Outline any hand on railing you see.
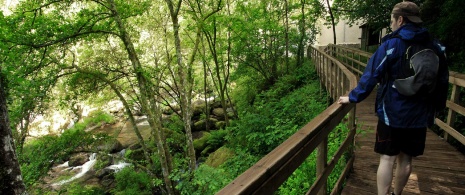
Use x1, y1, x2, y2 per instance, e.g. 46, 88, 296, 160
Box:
337, 96, 350, 104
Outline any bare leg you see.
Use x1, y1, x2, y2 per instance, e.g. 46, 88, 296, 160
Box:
377, 154, 397, 195
393, 152, 412, 195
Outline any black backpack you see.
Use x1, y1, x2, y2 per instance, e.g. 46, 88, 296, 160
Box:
394, 41, 439, 96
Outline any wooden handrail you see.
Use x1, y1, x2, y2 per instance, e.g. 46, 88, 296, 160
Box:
437, 71, 465, 145
217, 46, 358, 195
326, 44, 371, 78
327, 44, 465, 147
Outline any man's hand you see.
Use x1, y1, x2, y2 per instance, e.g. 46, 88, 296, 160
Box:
338, 96, 350, 104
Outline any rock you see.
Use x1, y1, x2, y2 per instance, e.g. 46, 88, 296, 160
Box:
101, 173, 116, 188
163, 104, 181, 115
68, 153, 89, 167
211, 99, 222, 108
212, 108, 224, 118
128, 143, 142, 150
97, 138, 124, 153
215, 121, 227, 130
192, 131, 204, 140
200, 145, 215, 157
205, 147, 235, 168
126, 148, 146, 161
96, 167, 115, 179
193, 118, 219, 132
226, 107, 236, 119
193, 131, 211, 155
94, 154, 113, 170
192, 99, 207, 117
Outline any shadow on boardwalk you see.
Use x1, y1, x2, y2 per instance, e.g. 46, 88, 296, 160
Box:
341, 91, 465, 195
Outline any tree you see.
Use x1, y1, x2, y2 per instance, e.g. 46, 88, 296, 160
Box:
0, 67, 27, 195
1, 0, 179, 193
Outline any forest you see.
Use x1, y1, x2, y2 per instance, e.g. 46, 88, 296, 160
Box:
0, 0, 464, 194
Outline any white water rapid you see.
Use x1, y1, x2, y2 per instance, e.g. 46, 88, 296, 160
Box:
52, 153, 97, 186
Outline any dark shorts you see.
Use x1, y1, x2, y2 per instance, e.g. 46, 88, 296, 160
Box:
374, 120, 427, 157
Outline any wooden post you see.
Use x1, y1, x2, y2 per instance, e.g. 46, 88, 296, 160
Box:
445, 85, 460, 141
317, 137, 328, 195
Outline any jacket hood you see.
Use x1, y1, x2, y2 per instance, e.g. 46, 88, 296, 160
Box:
382, 23, 430, 43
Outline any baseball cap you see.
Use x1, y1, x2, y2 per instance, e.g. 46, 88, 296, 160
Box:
391, 1, 423, 23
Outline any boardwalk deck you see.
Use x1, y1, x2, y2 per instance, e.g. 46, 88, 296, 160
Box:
341, 91, 465, 195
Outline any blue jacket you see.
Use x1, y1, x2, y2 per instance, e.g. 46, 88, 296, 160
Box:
348, 24, 449, 128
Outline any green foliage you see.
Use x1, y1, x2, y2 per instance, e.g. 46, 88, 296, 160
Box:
19, 111, 114, 186
112, 166, 153, 195
278, 152, 317, 194
220, 148, 261, 179
332, 0, 423, 31
422, 0, 465, 71
278, 122, 351, 194
19, 129, 95, 186
163, 115, 185, 133
85, 110, 115, 126
207, 129, 228, 150
177, 164, 232, 195
207, 61, 328, 192
60, 183, 106, 195
228, 62, 326, 155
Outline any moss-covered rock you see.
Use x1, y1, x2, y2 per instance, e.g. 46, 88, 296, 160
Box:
205, 147, 235, 168
212, 108, 225, 119
192, 99, 207, 117
193, 118, 219, 132
215, 121, 226, 130
68, 153, 89, 167
96, 138, 124, 153
94, 154, 113, 170
193, 132, 211, 155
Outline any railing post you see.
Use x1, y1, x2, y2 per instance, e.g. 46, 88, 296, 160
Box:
445, 84, 460, 141
317, 138, 328, 195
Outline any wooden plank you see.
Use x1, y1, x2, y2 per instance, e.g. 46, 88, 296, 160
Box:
446, 100, 465, 118
435, 119, 465, 146
449, 73, 465, 87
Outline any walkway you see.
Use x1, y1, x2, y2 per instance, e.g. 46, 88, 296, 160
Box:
341, 91, 465, 195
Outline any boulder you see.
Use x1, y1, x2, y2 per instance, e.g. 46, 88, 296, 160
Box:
97, 138, 124, 153
215, 121, 227, 130
211, 100, 222, 109
226, 107, 236, 119
192, 99, 207, 117
126, 148, 146, 161
205, 147, 235, 168
68, 153, 89, 167
96, 167, 114, 179
100, 172, 116, 188
193, 118, 219, 132
212, 108, 225, 119
94, 154, 113, 170
193, 131, 211, 155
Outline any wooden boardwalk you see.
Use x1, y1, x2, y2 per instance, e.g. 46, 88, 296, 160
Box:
341, 91, 465, 195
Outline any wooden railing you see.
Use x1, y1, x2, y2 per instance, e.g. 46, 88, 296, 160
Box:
217, 46, 357, 195
436, 71, 465, 145
326, 44, 371, 78
327, 44, 465, 148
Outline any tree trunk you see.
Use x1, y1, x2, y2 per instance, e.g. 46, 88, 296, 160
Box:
285, 0, 289, 73
297, 0, 306, 66
0, 69, 27, 195
75, 68, 154, 175
108, 1, 176, 194
165, 0, 197, 172
326, 0, 337, 44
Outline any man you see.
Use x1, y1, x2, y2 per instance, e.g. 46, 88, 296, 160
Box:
338, 1, 448, 195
